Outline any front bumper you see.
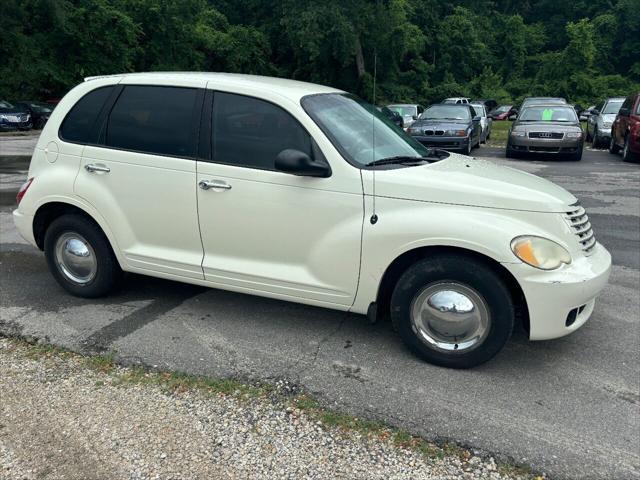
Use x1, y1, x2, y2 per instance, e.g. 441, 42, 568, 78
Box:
412, 135, 469, 151
510, 136, 582, 154
502, 242, 611, 340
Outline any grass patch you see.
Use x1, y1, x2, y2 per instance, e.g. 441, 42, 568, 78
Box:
486, 120, 512, 147
2, 335, 540, 478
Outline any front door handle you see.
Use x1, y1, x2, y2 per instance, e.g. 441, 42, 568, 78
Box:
199, 179, 232, 191
85, 163, 110, 173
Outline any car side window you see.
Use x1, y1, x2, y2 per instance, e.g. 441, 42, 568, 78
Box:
636, 97, 640, 115
212, 92, 312, 171
106, 86, 198, 157
417, 105, 424, 115
59, 86, 115, 144
469, 106, 476, 117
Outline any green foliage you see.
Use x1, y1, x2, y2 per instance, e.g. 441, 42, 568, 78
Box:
0, 0, 638, 104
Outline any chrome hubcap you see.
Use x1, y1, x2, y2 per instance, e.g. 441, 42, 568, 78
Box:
410, 282, 490, 353
54, 232, 97, 285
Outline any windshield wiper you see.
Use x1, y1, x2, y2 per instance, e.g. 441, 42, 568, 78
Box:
365, 155, 428, 167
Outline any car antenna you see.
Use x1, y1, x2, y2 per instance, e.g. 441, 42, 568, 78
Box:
370, 48, 379, 225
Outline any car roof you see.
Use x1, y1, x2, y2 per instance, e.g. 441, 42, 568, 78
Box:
521, 103, 574, 110
387, 103, 420, 107
84, 72, 343, 102
604, 97, 626, 102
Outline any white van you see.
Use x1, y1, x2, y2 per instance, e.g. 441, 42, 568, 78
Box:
13, 73, 611, 368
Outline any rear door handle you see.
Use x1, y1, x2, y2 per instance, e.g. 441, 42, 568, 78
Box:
199, 179, 232, 191
85, 164, 110, 173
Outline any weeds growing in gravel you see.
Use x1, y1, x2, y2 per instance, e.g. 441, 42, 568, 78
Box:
1, 335, 540, 479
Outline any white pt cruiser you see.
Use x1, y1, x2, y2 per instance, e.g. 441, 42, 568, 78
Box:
13, 73, 612, 368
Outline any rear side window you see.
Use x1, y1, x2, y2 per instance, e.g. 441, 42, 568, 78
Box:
106, 86, 198, 157
212, 92, 311, 170
59, 86, 114, 143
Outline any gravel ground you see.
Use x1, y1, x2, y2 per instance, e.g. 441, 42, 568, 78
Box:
0, 338, 538, 480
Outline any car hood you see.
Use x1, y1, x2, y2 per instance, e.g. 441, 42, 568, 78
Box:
371, 153, 576, 213
412, 120, 470, 130
599, 114, 617, 123
0, 107, 28, 114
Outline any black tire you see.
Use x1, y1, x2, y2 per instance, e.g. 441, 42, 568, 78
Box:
585, 127, 592, 142
609, 135, 621, 154
390, 255, 514, 369
592, 131, 600, 149
622, 136, 638, 163
44, 214, 122, 298
570, 144, 583, 161
505, 141, 519, 159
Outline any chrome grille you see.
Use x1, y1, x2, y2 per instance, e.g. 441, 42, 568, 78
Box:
529, 131, 564, 139
565, 203, 596, 254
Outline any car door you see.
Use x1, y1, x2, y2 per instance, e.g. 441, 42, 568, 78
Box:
195, 89, 363, 308
75, 82, 206, 279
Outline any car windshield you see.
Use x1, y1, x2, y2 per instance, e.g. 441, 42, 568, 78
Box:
302, 94, 430, 166
602, 100, 624, 114
519, 106, 578, 122
421, 105, 470, 120
0, 100, 14, 109
523, 98, 565, 107
387, 105, 416, 117
471, 104, 485, 116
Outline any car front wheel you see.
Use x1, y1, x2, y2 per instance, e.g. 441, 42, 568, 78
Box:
622, 135, 638, 162
609, 135, 621, 154
390, 255, 514, 368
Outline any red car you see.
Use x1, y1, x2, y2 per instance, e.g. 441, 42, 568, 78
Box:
609, 93, 640, 162
489, 104, 517, 120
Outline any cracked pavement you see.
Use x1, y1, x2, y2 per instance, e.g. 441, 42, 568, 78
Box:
1, 145, 639, 479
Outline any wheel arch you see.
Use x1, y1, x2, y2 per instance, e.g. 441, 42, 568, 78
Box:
32, 201, 123, 269
375, 245, 530, 335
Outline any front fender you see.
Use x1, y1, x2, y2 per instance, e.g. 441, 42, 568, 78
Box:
350, 197, 566, 314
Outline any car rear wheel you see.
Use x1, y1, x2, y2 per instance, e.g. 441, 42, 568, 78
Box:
609, 135, 621, 154
44, 214, 122, 298
622, 136, 638, 162
390, 255, 514, 368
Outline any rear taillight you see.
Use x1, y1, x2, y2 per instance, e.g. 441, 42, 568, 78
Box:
16, 177, 34, 205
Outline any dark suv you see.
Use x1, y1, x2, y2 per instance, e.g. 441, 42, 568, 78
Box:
609, 93, 640, 162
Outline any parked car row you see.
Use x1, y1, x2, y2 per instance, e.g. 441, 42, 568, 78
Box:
0, 100, 55, 131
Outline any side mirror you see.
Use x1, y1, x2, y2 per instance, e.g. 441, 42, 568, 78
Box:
275, 149, 331, 178
591, 109, 600, 116
412, 115, 418, 120
473, 116, 481, 122
618, 107, 630, 117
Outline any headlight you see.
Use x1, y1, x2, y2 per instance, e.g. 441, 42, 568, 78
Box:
566, 132, 582, 138
407, 127, 420, 134
0, 114, 7, 120
510, 236, 571, 270
446, 129, 467, 137
510, 130, 526, 137
601, 122, 612, 129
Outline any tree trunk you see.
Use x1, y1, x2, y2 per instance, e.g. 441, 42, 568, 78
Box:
355, 36, 366, 78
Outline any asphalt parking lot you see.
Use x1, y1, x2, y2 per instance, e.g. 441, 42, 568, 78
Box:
1, 138, 639, 479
